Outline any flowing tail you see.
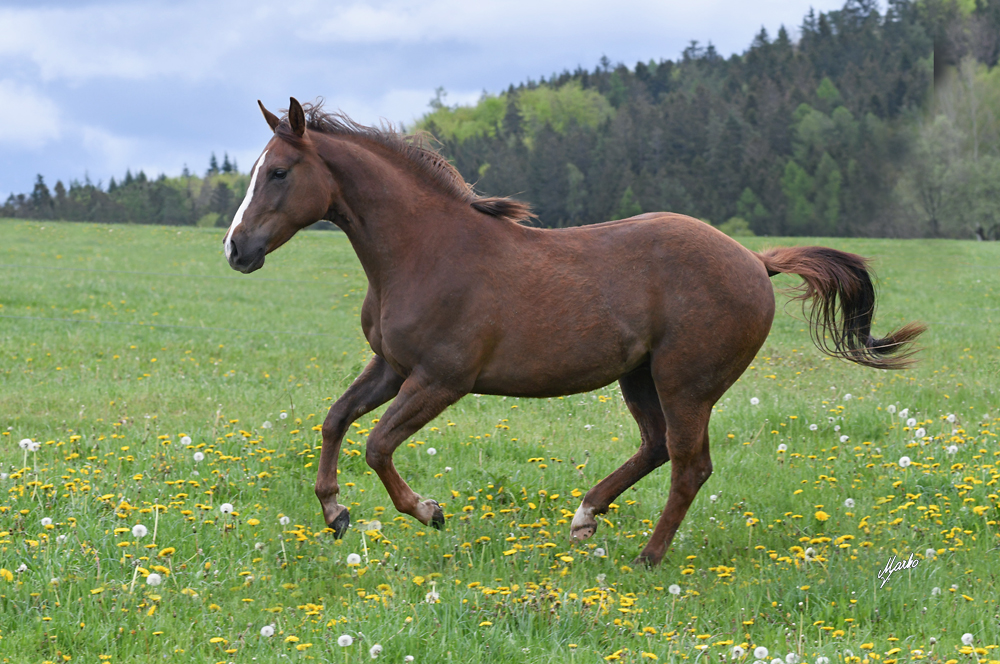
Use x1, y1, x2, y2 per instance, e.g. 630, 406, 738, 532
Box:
756, 246, 925, 370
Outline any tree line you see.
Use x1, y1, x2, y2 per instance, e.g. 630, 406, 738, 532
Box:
3, 0, 999, 238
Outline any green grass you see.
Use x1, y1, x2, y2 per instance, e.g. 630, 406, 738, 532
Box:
1, 219, 999, 664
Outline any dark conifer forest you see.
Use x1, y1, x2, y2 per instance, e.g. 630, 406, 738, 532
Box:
4, 0, 999, 238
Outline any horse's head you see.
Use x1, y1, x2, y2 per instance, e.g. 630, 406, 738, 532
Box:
224, 97, 335, 273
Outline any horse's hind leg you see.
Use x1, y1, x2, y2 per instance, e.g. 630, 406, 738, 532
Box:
316, 356, 404, 537
571, 366, 669, 541
634, 400, 713, 566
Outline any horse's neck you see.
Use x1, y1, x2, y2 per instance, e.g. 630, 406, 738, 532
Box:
317, 135, 463, 287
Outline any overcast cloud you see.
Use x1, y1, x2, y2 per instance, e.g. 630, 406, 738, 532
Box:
0, 0, 847, 198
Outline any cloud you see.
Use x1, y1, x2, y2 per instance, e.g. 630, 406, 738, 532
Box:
0, 79, 62, 148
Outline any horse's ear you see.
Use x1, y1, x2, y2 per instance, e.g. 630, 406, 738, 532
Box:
258, 100, 280, 132
288, 97, 306, 137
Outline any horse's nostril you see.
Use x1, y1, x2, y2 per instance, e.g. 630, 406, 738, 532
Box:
228, 241, 238, 261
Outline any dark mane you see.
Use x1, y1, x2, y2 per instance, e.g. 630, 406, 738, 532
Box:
275, 101, 533, 224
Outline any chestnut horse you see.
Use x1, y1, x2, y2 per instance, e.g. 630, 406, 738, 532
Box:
224, 97, 924, 565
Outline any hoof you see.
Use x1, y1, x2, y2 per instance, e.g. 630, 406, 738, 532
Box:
428, 500, 445, 530
632, 551, 662, 567
328, 508, 350, 539
570, 503, 597, 541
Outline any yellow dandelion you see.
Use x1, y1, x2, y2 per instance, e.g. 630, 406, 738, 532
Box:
815, 511, 830, 522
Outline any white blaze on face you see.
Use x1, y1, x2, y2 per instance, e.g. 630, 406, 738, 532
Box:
224, 149, 268, 260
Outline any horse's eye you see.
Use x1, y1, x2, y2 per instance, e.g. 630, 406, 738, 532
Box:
273, 169, 287, 180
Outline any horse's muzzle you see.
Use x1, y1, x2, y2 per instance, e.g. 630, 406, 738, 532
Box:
226, 238, 266, 274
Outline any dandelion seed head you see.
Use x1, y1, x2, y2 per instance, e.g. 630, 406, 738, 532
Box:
426, 447, 436, 456
146, 573, 162, 586
193, 451, 204, 462
337, 634, 353, 647
947, 445, 958, 455
405, 657, 414, 663
732, 646, 745, 659
132, 524, 148, 538
809, 424, 818, 431
369, 644, 383, 659
180, 436, 192, 445
16, 563, 27, 573
786, 654, 800, 664
56, 534, 67, 544
29, 441, 40, 452
929, 638, 936, 645
754, 647, 769, 660
279, 412, 288, 419
41, 517, 53, 527
668, 584, 681, 595
906, 417, 917, 427
261, 421, 273, 429
346, 553, 362, 566
834, 424, 841, 432
925, 548, 936, 559
279, 515, 290, 525
817, 658, 830, 664
898, 456, 911, 468
843, 394, 852, 401
840, 435, 849, 443
220, 503, 233, 514
962, 633, 973, 646
260, 624, 275, 637
18, 438, 32, 450
844, 498, 855, 509
946, 413, 956, 423
445, 466, 452, 472
915, 427, 926, 438
777, 444, 787, 453
887, 405, 896, 414
750, 397, 760, 406
899, 408, 909, 418
931, 587, 941, 596
594, 548, 606, 557
709, 494, 718, 502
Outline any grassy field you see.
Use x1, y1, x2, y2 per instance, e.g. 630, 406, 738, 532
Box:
1, 219, 999, 664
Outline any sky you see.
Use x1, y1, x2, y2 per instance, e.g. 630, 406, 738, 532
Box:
0, 0, 849, 199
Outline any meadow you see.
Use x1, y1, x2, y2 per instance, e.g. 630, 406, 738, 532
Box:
1, 219, 998, 664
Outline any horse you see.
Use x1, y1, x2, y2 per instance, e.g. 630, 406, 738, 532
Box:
223, 97, 924, 566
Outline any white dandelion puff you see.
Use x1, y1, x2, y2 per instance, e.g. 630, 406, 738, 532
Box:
369, 644, 383, 659
931, 587, 941, 596
844, 498, 855, 509
131, 524, 148, 538
19, 438, 32, 450
925, 548, 936, 559
777, 444, 787, 453
906, 417, 917, 427
279, 515, 290, 525
710, 494, 718, 502
180, 435, 192, 445
426, 447, 437, 456
962, 633, 974, 646
754, 647, 769, 660
887, 405, 896, 414
817, 658, 830, 664
732, 645, 745, 659
899, 408, 908, 418
946, 413, 956, 423
193, 451, 204, 462
146, 573, 162, 586
346, 553, 362, 566
668, 584, 681, 595
840, 435, 849, 443
261, 421, 272, 429
337, 634, 353, 647
220, 503, 233, 514
915, 427, 926, 438
843, 393, 852, 401
594, 547, 606, 557
750, 397, 760, 406
445, 466, 453, 472
898, 456, 911, 468
41, 517, 53, 527
260, 624, 275, 637
29, 441, 40, 452
787, 654, 800, 664
809, 424, 818, 431
279, 412, 288, 419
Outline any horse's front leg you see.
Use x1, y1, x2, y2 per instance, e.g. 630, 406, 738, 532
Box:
316, 356, 404, 537
364, 373, 465, 527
